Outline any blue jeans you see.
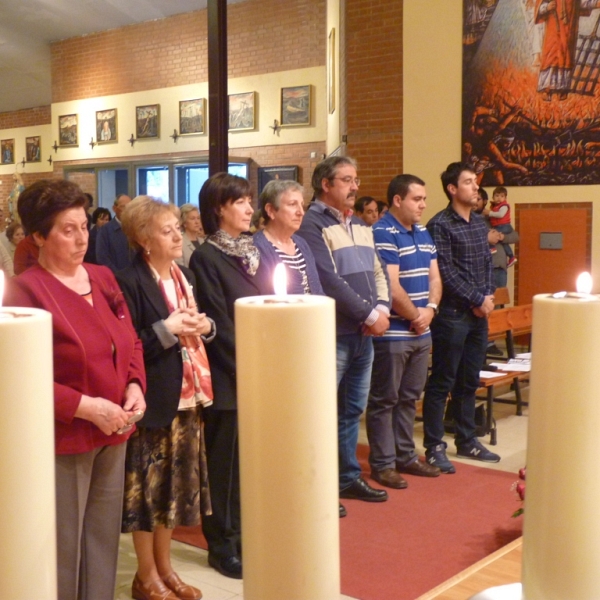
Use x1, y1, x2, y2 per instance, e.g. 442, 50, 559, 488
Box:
423, 306, 488, 449
336, 333, 374, 490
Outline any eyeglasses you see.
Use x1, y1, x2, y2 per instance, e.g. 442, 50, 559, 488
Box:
331, 176, 361, 187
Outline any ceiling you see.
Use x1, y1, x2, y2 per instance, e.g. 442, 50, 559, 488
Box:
0, 0, 247, 114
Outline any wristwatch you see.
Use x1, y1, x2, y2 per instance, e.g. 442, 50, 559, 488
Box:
426, 302, 439, 316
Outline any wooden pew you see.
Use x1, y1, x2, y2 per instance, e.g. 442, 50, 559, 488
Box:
477, 304, 533, 444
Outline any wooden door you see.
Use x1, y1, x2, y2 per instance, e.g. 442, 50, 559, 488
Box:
515, 204, 591, 305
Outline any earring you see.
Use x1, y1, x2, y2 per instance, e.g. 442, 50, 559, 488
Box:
145, 248, 150, 255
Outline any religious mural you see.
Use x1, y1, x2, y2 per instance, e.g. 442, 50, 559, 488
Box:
462, 0, 600, 186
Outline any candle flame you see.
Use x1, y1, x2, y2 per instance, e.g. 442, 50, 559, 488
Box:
576, 272, 593, 294
0, 270, 4, 308
273, 263, 287, 296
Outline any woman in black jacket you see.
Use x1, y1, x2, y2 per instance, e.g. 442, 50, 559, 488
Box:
117, 195, 215, 600
189, 173, 270, 579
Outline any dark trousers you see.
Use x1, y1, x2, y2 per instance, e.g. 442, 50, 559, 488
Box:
423, 306, 488, 449
201, 407, 241, 560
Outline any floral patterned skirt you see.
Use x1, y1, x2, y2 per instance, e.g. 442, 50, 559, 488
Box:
122, 406, 211, 533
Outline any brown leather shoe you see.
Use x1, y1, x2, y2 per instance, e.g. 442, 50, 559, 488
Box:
162, 571, 202, 600
397, 458, 441, 478
132, 573, 179, 600
370, 468, 408, 489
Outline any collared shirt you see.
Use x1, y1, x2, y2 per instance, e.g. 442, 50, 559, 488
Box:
313, 198, 388, 326
426, 205, 493, 310
373, 211, 436, 340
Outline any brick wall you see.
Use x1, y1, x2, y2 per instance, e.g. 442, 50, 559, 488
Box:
0, 106, 51, 129
345, 0, 403, 203
51, 0, 326, 103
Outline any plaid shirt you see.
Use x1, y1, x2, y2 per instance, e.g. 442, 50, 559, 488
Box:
426, 205, 493, 310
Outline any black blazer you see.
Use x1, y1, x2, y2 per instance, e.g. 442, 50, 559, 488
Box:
189, 241, 270, 411
116, 254, 197, 428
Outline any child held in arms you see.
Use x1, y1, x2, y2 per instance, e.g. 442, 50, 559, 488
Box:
485, 186, 516, 268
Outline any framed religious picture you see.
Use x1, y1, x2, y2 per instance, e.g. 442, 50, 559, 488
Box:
258, 166, 299, 194
58, 114, 78, 147
136, 104, 160, 139
228, 92, 256, 131
1, 139, 15, 164
281, 85, 311, 127
26, 136, 41, 163
179, 99, 205, 135
96, 108, 118, 144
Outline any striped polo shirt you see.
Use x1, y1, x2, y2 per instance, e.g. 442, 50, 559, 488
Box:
372, 211, 437, 340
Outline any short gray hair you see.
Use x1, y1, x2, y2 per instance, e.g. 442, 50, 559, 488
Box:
259, 180, 304, 224
179, 203, 199, 227
311, 156, 357, 197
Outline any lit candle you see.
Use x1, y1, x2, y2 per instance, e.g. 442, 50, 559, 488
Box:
0, 280, 56, 599
235, 290, 339, 600
522, 273, 600, 599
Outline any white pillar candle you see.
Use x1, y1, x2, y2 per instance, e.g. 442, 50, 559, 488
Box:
0, 307, 56, 599
235, 295, 340, 600
523, 292, 600, 599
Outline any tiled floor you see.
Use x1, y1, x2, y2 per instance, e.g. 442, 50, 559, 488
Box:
115, 386, 528, 600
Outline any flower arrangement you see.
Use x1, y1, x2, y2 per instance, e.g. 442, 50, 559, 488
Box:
511, 466, 526, 517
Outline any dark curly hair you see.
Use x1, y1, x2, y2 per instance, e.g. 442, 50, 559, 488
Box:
18, 179, 87, 238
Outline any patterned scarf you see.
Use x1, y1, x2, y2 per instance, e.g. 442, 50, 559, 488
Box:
149, 260, 214, 410
207, 229, 260, 275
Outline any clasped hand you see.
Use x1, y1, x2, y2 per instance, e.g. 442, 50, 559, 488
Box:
165, 307, 212, 337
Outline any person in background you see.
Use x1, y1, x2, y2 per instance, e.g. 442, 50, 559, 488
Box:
176, 203, 205, 268
5, 222, 24, 261
483, 185, 517, 268
4, 179, 146, 600
253, 179, 323, 295
377, 199, 389, 218
84, 207, 112, 264
354, 195, 379, 226
0, 238, 13, 277
189, 173, 270, 579
13, 230, 40, 275
96, 193, 133, 271
117, 196, 214, 600
250, 208, 265, 232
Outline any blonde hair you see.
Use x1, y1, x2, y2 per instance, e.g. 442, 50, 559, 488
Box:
121, 195, 179, 252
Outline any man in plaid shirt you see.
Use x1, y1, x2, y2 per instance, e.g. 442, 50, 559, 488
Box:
423, 162, 500, 473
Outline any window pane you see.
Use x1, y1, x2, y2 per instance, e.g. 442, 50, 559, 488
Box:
174, 163, 248, 206
137, 166, 169, 201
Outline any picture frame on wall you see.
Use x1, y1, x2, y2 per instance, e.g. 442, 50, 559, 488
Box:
179, 99, 206, 135
136, 104, 160, 139
96, 109, 118, 144
281, 85, 311, 127
59, 114, 78, 147
229, 92, 256, 131
258, 166, 299, 194
1, 139, 15, 165
26, 136, 41, 163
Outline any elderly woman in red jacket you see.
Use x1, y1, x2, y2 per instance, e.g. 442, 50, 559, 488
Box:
5, 179, 146, 600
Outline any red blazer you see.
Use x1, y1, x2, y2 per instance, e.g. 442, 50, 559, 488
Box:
5, 263, 146, 455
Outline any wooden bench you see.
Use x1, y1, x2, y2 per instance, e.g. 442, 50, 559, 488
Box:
477, 304, 532, 445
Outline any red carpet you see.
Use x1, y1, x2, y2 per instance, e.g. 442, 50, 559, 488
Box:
173, 444, 522, 600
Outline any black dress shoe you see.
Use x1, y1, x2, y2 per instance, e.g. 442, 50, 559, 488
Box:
208, 553, 243, 579
339, 503, 347, 518
339, 477, 388, 502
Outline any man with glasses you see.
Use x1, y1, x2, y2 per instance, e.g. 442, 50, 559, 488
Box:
298, 156, 391, 517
